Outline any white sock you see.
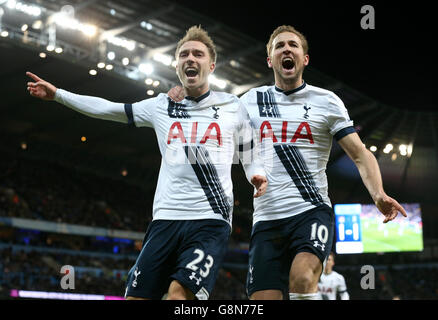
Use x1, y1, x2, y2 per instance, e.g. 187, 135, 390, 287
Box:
289, 292, 321, 300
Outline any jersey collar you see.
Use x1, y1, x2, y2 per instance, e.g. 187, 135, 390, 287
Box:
185, 90, 211, 103
274, 81, 306, 95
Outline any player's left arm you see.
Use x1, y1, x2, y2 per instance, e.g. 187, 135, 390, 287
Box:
236, 98, 267, 198
338, 133, 407, 223
339, 290, 350, 300
337, 274, 350, 300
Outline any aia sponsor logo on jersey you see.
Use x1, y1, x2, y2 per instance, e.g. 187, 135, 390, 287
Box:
167, 121, 222, 146
260, 121, 314, 144
319, 286, 333, 294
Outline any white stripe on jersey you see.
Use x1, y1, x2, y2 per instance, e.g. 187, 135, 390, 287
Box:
240, 83, 354, 224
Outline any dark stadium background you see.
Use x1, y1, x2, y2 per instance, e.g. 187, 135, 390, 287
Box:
1, 0, 437, 302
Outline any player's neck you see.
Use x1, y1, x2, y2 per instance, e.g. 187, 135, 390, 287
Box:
184, 85, 210, 100
324, 269, 333, 275
275, 77, 304, 92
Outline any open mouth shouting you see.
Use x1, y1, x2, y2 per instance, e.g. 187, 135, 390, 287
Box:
184, 67, 199, 79
281, 57, 295, 73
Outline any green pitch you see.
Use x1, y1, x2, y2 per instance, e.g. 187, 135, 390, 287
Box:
361, 217, 423, 252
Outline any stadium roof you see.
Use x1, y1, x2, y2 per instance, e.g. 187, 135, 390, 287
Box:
1, 0, 436, 210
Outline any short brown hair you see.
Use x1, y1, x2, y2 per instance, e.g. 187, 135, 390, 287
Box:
175, 25, 217, 63
266, 25, 309, 56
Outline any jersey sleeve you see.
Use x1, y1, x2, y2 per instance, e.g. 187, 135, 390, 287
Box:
125, 94, 164, 128
338, 274, 350, 300
235, 98, 266, 183
54, 89, 128, 123
326, 92, 355, 141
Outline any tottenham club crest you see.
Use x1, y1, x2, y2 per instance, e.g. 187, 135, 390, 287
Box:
303, 104, 311, 119
132, 267, 141, 288
212, 106, 220, 119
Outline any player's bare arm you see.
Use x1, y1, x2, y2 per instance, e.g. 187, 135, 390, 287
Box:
337, 132, 407, 223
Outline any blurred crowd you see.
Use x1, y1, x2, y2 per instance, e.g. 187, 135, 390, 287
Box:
0, 246, 128, 298
0, 156, 151, 232
332, 265, 438, 300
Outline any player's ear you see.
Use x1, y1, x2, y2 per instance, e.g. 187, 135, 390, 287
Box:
210, 61, 216, 73
267, 56, 273, 68
304, 54, 310, 67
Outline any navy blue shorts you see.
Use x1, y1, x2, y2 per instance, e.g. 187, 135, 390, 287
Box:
246, 204, 334, 297
125, 219, 230, 300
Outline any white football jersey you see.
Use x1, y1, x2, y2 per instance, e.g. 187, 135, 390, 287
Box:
318, 270, 349, 300
54, 89, 264, 227
127, 90, 264, 226
240, 82, 354, 224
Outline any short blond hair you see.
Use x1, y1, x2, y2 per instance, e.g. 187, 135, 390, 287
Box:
266, 25, 309, 56
175, 25, 217, 63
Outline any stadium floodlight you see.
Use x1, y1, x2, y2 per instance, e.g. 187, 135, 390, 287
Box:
97, 62, 105, 69
39, 52, 46, 58
407, 143, 413, 158
32, 20, 42, 30
6, 0, 42, 17
147, 89, 154, 96
122, 57, 129, 66
145, 78, 153, 85
369, 145, 377, 152
46, 44, 55, 51
152, 80, 160, 87
107, 51, 115, 60
209, 74, 227, 89
399, 144, 407, 156
171, 60, 177, 68
140, 21, 152, 30
0, 30, 8, 37
21, 24, 28, 32
139, 63, 153, 75
105, 64, 113, 70
383, 143, 393, 154
55, 47, 63, 53
51, 12, 97, 37
106, 35, 135, 51
89, 69, 97, 76
110, 9, 116, 16
153, 53, 172, 66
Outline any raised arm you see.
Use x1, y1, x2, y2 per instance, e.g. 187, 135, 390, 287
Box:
26, 71, 128, 123
337, 132, 407, 223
